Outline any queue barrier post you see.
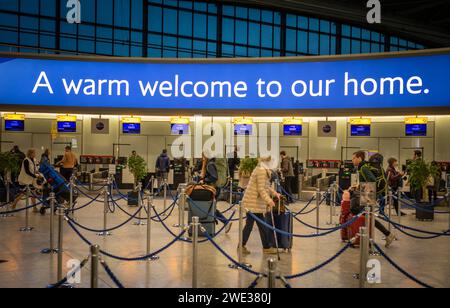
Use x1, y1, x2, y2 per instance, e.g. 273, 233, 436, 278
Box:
19, 186, 34, 232
267, 259, 277, 288
397, 190, 402, 226
388, 189, 393, 233
315, 189, 321, 235
163, 179, 168, 214
359, 226, 369, 289
90, 245, 100, 289
97, 187, 112, 236
41, 192, 58, 254
69, 175, 75, 219
333, 181, 338, 216
134, 183, 146, 226
174, 188, 186, 229
191, 216, 199, 288
327, 185, 334, 225
57, 205, 65, 282
146, 194, 159, 261
229, 177, 233, 206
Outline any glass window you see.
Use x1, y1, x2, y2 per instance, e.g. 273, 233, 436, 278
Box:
163, 8, 177, 34
193, 13, 206, 38
149, 5, 162, 32
97, 0, 113, 25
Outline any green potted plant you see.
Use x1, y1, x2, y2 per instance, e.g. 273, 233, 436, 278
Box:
238, 157, 259, 188
407, 159, 440, 202
127, 154, 147, 206
0, 152, 20, 202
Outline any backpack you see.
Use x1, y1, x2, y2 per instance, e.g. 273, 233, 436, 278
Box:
215, 158, 230, 188
367, 153, 388, 195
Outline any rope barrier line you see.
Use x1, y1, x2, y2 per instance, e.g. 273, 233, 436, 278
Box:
283, 243, 352, 280
395, 194, 450, 214
152, 202, 236, 244
202, 230, 263, 276
247, 275, 264, 288
66, 217, 189, 262
47, 255, 90, 289
379, 214, 450, 237
74, 180, 109, 192
100, 258, 125, 288
373, 242, 434, 289
246, 211, 363, 238
0, 201, 44, 215
289, 210, 344, 231
289, 195, 316, 216
66, 206, 144, 233
71, 193, 102, 212
110, 194, 178, 221
186, 197, 242, 222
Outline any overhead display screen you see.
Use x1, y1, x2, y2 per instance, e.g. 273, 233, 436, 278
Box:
57, 121, 76, 133
122, 123, 141, 134
171, 123, 189, 135
406, 124, 427, 136
0, 51, 449, 114
234, 124, 253, 136
5, 120, 25, 132
283, 124, 302, 136
351, 125, 371, 137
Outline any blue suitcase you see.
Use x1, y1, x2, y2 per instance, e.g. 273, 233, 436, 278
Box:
271, 212, 293, 251
39, 162, 77, 205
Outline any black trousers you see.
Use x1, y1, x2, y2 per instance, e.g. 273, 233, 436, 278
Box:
60, 168, 73, 182
283, 176, 294, 201
375, 220, 391, 237
242, 212, 274, 249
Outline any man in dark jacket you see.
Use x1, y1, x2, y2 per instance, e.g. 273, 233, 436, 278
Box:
201, 153, 232, 233
227, 147, 240, 180
280, 151, 295, 203
351, 151, 396, 248
155, 149, 170, 181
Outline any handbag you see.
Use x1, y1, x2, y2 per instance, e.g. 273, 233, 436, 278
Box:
185, 183, 217, 200
272, 195, 287, 214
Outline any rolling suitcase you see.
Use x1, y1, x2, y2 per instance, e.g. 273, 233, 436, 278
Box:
272, 212, 293, 251
340, 200, 351, 242
187, 185, 217, 237
415, 203, 434, 221
347, 215, 366, 247
39, 162, 77, 205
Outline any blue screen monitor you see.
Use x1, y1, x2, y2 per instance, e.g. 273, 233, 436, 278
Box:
57, 121, 76, 133
234, 124, 253, 136
406, 124, 427, 137
283, 124, 302, 136
122, 123, 141, 134
351, 125, 371, 137
5, 120, 24, 132
171, 124, 189, 135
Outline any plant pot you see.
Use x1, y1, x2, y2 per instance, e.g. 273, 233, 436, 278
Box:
127, 191, 139, 206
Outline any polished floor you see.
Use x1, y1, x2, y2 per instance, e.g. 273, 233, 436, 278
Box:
0, 190, 449, 288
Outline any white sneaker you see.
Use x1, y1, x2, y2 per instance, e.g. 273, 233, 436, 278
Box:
385, 234, 396, 248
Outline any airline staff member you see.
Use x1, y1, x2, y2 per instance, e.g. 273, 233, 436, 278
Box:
57, 146, 78, 182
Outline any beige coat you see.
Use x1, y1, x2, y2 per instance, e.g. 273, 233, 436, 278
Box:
242, 166, 277, 214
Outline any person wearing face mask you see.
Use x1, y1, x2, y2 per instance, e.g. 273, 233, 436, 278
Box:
240, 156, 281, 255
386, 158, 406, 216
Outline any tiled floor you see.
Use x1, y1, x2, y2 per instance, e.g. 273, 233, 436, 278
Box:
0, 192, 449, 288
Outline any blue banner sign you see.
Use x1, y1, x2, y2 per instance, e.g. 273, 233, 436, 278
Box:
0, 51, 449, 112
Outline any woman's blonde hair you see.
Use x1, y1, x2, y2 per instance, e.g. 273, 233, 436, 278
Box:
27, 148, 36, 158
259, 156, 272, 163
